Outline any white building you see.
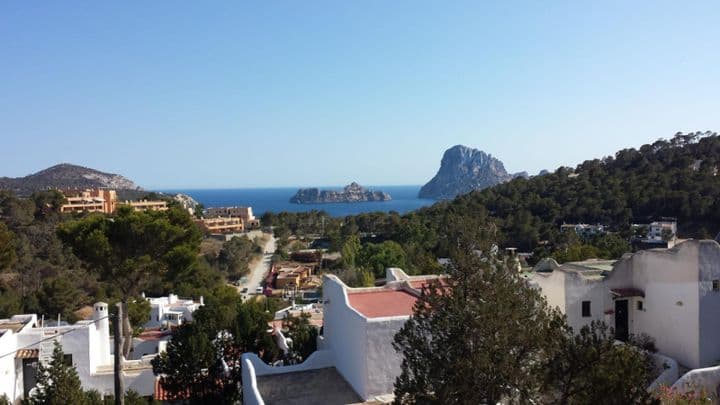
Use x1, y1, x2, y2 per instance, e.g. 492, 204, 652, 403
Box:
205, 206, 260, 228
242, 268, 444, 404
0, 303, 156, 403
144, 293, 203, 329
532, 240, 720, 369
648, 220, 677, 241
560, 223, 606, 238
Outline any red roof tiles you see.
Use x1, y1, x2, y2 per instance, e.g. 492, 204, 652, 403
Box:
347, 290, 418, 318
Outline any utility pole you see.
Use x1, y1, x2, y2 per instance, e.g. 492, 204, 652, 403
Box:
114, 303, 125, 405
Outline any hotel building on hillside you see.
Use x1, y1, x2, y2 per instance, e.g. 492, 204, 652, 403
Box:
60, 189, 118, 214
194, 216, 244, 234
205, 206, 260, 228
59, 188, 167, 214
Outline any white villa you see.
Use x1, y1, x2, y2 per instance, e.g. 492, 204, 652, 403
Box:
532, 239, 720, 370
0, 293, 206, 403
242, 268, 444, 404
0, 303, 156, 403
143, 293, 203, 329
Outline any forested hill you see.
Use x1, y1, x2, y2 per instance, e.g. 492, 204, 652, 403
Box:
422, 131, 720, 251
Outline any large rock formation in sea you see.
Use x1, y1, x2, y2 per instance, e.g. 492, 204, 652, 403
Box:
419, 145, 517, 199
0, 163, 141, 196
290, 182, 391, 204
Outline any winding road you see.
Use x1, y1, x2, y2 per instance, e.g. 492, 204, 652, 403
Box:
237, 231, 276, 300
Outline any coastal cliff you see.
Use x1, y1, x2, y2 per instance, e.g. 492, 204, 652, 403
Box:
290, 182, 391, 204
419, 145, 516, 199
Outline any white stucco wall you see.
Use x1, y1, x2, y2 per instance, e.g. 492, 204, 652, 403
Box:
242, 357, 264, 405
562, 273, 608, 332
534, 270, 567, 314
698, 241, 720, 368
3, 306, 156, 401
321, 275, 369, 399
537, 241, 719, 369
648, 352, 679, 393
364, 317, 407, 398
672, 364, 720, 397
0, 331, 19, 402
607, 242, 701, 368
534, 270, 609, 333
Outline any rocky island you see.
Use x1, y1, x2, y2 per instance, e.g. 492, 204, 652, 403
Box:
419, 145, 527, 199
290, 182, 391, 204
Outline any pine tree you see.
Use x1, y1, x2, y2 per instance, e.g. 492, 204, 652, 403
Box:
392, 235, 566, 404
28, 341, 87, 405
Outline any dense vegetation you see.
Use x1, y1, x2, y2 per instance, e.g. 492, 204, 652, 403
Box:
264, 132, 720, 270
393, 234, 656, 404
0, 191, 250, 331
151, 293, 316, 402
439, 131, 720, 252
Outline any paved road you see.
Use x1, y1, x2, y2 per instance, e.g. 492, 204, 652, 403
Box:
237, 232, 276, 300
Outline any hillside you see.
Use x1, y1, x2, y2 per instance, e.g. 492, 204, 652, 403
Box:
420, 131, 720, 251
0, 163, 141, 196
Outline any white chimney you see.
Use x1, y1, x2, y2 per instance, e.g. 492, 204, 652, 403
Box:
169, 294, 178, 304
92, 302, 111, 366
199, 296, 204, 305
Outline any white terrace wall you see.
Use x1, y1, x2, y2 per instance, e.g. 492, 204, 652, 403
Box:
241, 349, 335, 405
607, 242, 701, 368
364, 317, 408, 398
672, 364, 720, 398
321, 275, 369, 399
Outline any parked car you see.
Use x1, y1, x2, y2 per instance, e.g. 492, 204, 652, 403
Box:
241, 287, 248, 294
255, 286, 263, 294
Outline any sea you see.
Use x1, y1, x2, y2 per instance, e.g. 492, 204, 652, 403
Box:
160, 185, 437, 217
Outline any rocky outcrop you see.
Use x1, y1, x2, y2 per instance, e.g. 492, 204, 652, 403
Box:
173, 193, 200, 214
0, 163, 141, 196
290, 182, 391, 204
419, 145, 513, 199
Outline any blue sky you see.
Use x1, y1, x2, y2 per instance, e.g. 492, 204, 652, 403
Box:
1, 1, 719, 188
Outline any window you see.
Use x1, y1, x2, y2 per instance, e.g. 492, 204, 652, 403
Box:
63, 354, 73, 367
713, 280, 719, 292
637, 301, 644, 311
582, 301, 591, 317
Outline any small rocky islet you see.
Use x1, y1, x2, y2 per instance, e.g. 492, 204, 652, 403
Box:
290, 182, 392, 204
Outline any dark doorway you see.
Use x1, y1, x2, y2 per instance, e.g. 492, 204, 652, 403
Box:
614, 299, 629, 341
22, 358, 39, 397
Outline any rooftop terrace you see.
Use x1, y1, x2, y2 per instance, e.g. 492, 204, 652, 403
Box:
347, 290, 418, 318
256, 367, 362, 405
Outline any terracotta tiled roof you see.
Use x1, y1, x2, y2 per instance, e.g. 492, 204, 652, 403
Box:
347, 290, 418, 318
16, 349, 39, 359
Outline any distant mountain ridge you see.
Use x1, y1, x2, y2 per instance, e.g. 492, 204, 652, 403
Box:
0, 163, 141, 196
419, 145, 523, 199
